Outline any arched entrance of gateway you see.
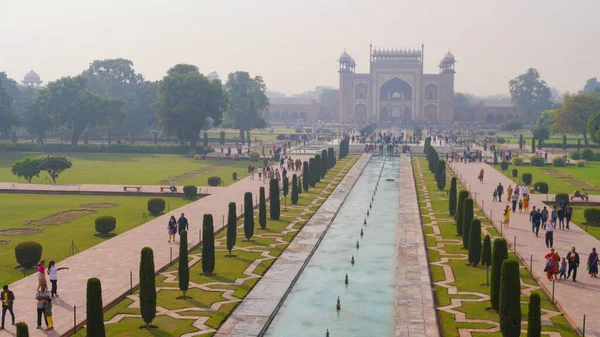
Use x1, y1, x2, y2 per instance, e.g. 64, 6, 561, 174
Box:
424, 104, 437, 120
380, 78, 412, 101
403, 108, 412, 121
354, 104, 367, 121
379, 107, 389, 120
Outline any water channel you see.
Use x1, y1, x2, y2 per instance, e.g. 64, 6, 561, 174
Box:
265, 156, 400, 336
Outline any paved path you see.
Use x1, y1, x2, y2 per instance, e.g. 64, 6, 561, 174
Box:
215, 155, 369, 337
0, 156, 310, 336
450, 161, 600, 336
0, 181, 219, 196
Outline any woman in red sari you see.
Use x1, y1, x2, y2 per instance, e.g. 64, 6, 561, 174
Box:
544, 249, 560, 280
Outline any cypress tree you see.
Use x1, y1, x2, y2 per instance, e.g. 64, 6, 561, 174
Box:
259, 187, 267, 229
291, 174, 299, 204
139, 247, 156, 328
455, 190, 469, 236
298, 176, 303, 194
331, 148, 336, 167
449, 177, 457, 216
178, 230, 189, 299
16, 322, 29, 337
321, 149, 328, 177
308, 158, 316, 187
499, 259, 521, 337
531, 137, 536, 153
302, 161, 309, 191
226, 202, 237, 257
328, 147, 335, 168
519, 134, 523, 150
86, 277, 106, 336
490, 238, 508, 311
437, 160, 446, 190
314, 155, 321, 183
269, 178, 280, 220
220, 131, 225, 145
527, 293, 542, 337
481, 234, 492, 267
462, 198, 474, 248
282, 176, 289, 211
468, 219, 482, 266
244, 192, 254, 240
202, 214, 215, 275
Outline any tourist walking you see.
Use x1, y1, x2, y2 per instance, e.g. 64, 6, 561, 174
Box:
511, 192, 518, 212
588, 248, 598, 278
544, 249, 559, 280
530, 207, 541, 237
0, 285, 15, 329
496, 183, 504, 202
523, 194, 530, 212
541, 207, 549, 229
37, 261, 46, 291
545, 218, 555, 248
168, 216, 177, 243
565, 205, 573, 230
558, 207, 565, 230
559, 257, 567, 280
177, 213, 188, 234
506, 185, 513, 202
36, 282, 50, 329
566, 246, 580, 282
503, 205, 511, 228
44, 298, 53, 331
47, 261, 68, 298
478, 169, 484, 183
551, 206, 558, 228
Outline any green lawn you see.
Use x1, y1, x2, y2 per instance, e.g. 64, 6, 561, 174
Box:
71, 155, 359, 337
0, 194, 189, 285
0, 152, 260, 186
497, 162, 600, 194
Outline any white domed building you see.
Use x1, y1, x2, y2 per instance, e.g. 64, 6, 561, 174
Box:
22, 70, 43, 86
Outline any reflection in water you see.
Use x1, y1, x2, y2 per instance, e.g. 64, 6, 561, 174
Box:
265, 156, 400, 337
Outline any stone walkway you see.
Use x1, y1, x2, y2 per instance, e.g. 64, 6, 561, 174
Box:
395, 155, 439, 337
0, 181, 219, 196
1, 157, 311, 336
214, 155, 369, 337
450, 161, 600, 336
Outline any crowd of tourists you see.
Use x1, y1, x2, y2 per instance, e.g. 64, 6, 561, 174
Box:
246, 156, 301, 184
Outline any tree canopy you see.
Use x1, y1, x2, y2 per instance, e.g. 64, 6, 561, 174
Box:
587, 111, 600, 145
0, 78, 17, 137
582, 78, 600, 96
318, 88, 339, 121
23, 89, 53, 144
536, 110, 555, 131
224, 71, 269, 139
156, 64, 227, 153
509, 68, 552, 124
553, 93, 600, 146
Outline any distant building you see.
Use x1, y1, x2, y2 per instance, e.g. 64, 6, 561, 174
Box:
206, 71, 220, 80
264, 96, 321, 122
468, 98, 518, 125
337, 46, 455, 122
22, 69, 42, 86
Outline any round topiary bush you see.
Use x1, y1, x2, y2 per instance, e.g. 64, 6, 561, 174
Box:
511, 168, 518, 178
570, 151, 581, 160
584, 208, 600, 225
95, 216, 116, 235
581, 148, 594, 160
577, 160, 585, 167
512, 157, 523, 166
533, 182, 549, 194
496, 137, 506, 144
522, 173, 533, 186
207, 177, 221, 187
249, 152, 260, 161
147, 198, 166, 214
555, 193, 569, 206
232, 172, 238, 181
530, 155, 545, 167
183, 185, 198, 198
500, 162, 509, 171
552, 157, 565, 167
14, 241, 42, 269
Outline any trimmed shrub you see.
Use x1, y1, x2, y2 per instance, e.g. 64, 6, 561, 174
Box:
202, 214, 215, 275
581, 148, 594, 160
455, 191, 469, 236
569, 151, 581, 160
512, 157, 523, 166
139, 247, 156, 328
244, 192, 254, 240
249, 152, 260, 161
468, 219, 482, 266
437, 160, 446, 190
298, 176, 303, 194
552, 157, 565, 167
462, 198, 474, 249
321, 149, 328, 177
14, 241, 42, 269
314, 155, 321, 183
527, 293, 541, 337
511, 169, 518, 178
147, 198, 166, 214
481, 234, 492, 267
95, 216, 116, 235
328, 147, 335, 168
86, 278, 105, 337
309, 158, 316, 187
490, 238, 508, 311
530, 155, 545, 167
226, 202, 237, 257
584, 208, 600, 225
533, 182, 549, 194
178, 230, 189, 298
500, 161, 509, 171
259, 187, 267, 229
16, 322, 29, 337
449, 177, 457, 216
207, 177, 222, 187
302, 161, 309, 191
183, 185, 198, 198
291, 174, 299, 204
522, 173, 533, 186
519, 134, 523, 149
269, 178, 281, 220
555, 193, 569, 206
577, 160, 585, 167
220, 131, 225, 145
531, 137, 536, 153
499, 259, 521, 337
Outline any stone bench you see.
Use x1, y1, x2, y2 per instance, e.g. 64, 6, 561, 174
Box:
159, 186, 177, 192
123, 186, 142, 191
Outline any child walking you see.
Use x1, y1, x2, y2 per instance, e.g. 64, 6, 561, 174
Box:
518, 199, 523, 213
559, 257, 567, 280
493, 190, 498, 202
44, 298, 53, 331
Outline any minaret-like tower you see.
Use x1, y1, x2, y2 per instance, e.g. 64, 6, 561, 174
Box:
338, 50, 356, 122
438, 52, 456, 120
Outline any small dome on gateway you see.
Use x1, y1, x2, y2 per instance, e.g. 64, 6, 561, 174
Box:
339, 50, 356, 65
442, 51, 455, 61
23, 69, 42, 84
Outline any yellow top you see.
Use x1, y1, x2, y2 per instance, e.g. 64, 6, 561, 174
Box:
503, 209, 511, 221
2, 292, 7, 306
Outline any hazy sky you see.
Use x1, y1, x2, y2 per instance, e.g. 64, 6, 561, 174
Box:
1, 0, 599, 96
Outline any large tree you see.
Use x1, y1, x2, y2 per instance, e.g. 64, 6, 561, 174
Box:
582, 77, 600, 96
46, 76, 126, 146
454, 92, 473, 121
536, 109, 555, 130
156, 64, 227, 154
587, 111, 600, 145
23, 89, 54, 144
509, 68, 552, 124
224, 71, 269, 144
0, 72, 38, 118
318, 88, 339, 121
553, 93, 600, 146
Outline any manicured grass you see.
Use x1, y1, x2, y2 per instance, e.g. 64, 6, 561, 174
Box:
72, 155, 359, 336
414, 157, 577, 337
0, 152, 264, 186
0, 193, 189, 285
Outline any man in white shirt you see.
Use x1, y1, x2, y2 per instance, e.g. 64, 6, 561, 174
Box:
169, 179, 177, 192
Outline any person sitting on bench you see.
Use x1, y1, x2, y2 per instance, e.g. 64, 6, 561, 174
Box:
169, 178, 177, 192
571, 189, 589, 201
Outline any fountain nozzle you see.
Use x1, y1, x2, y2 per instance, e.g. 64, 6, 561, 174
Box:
351, 255, 355, 265
345, 273, 349, 285
336, 297, 341, 311
360, 228, 363, 237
